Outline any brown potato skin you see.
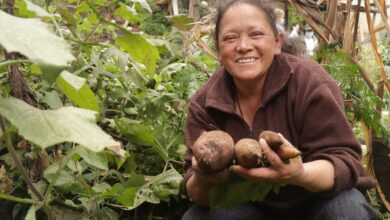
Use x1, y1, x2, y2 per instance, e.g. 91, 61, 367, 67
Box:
234, 138, 262, 168
192, 130, 234, 173
259, 131, 301, 160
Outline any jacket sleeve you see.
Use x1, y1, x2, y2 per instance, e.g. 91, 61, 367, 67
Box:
296, 79, 365, 196
182, 98, 215, 188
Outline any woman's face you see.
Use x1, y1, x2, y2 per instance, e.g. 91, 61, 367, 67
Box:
218, 3, 283, 83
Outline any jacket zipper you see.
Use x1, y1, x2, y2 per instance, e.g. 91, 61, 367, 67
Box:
234, 113, 254, 138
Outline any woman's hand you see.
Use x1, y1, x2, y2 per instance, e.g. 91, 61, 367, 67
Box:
191, 156, 230, 185
231, 134, 335, 192
185, 157, 230, 206
232, 134, 305, 186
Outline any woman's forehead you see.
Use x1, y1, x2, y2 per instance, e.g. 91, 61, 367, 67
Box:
220, 4, 271, 30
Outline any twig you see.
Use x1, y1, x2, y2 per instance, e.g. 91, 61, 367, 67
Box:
4, 126, 54, 220
0, 59, 32, 69
104, 202, 127, 209
0, 192, 42, 205
50, 16, 64, 39
5, 127, 44, 201
148, 204, 155, 220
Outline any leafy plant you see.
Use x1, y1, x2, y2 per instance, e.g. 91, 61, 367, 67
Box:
316, 47, 389, 139
0, 0, 210, 219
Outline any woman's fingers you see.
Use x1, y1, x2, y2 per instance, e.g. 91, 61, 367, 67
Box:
259, 138, 283, 166
232, 138, 304, 182
232, 164, 278, 180
191, 156, 230, 184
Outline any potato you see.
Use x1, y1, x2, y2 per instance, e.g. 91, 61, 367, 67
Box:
259, 130, 301, 160
192, 130, 234, 173
234, 138, 263, 168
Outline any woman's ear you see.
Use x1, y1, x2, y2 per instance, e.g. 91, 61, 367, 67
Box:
274, 32, 284, 55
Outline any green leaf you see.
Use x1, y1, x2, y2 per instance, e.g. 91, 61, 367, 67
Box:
114, 2, 141, 24
56, 71, 99, 111
44, 162, 74, 186
115, 187, 137, 206
92, 182, 111, 193
14, 0, 36, 18
115, 118, 168, 161
57, 6, 78, 26
127, 169, 182, 209
132, 0, 152, 13
115, 33, 160, 77
42, 91, 63, 109
209, 174, 283, 209
126, 172, 146, 187
75, 1, 90, 13
160, 63, 187, 78
30, 64, 43, 75
15, 0, 52, 18
95, 207, 119, 220
170, 15, 194, 31
0, 97, 120, 151
86, 13, 99, 25
76, 147, 108, 170
0, 10, 74, 68
25, 205, 36, 220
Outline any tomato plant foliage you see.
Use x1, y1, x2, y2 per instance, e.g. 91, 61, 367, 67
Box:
0, 0, 212, 219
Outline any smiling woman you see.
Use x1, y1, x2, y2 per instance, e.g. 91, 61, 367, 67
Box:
216, 2, 283, 125
181, 0, 379, 220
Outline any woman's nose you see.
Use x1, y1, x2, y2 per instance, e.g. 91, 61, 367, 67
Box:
237, 37, 252, 52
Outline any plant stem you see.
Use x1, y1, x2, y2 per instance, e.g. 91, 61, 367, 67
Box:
0, 59, 32, 69
50, 16, 64, 39
0, 192, 42, 205
4, 127, 54, 220
4, 127, 44, 201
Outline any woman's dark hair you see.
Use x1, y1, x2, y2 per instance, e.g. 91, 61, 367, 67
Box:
214, 0, 278, 49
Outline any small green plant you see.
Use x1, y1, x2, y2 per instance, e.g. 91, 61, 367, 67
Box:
140, 0, 171, 36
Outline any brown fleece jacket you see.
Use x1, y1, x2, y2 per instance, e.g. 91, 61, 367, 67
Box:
183, 52, 375, 210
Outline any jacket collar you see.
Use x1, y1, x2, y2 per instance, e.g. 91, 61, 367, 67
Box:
205, 53, 293, 113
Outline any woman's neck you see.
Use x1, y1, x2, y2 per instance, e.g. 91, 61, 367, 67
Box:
233, 76, 266, 100
233, 77, 266, 126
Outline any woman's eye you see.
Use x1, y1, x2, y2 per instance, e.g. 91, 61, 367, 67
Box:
251, 32, 263, 38
223, 36, 236, 42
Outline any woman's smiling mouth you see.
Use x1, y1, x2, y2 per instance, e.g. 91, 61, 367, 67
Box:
236, 57, 259, 64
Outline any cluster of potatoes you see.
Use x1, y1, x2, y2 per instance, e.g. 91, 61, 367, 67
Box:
192, 130, 301, 174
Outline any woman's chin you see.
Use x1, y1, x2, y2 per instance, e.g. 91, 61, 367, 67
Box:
233, 72, 266, 82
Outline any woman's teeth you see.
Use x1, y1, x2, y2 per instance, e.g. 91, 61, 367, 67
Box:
236, 58, 257, 63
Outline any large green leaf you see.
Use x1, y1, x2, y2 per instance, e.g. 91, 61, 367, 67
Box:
209, 174, 283, 209
56, 71, 99, 112
115, 33, 160, 77
0, 10, 74, 67
0, 97, 120, 151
